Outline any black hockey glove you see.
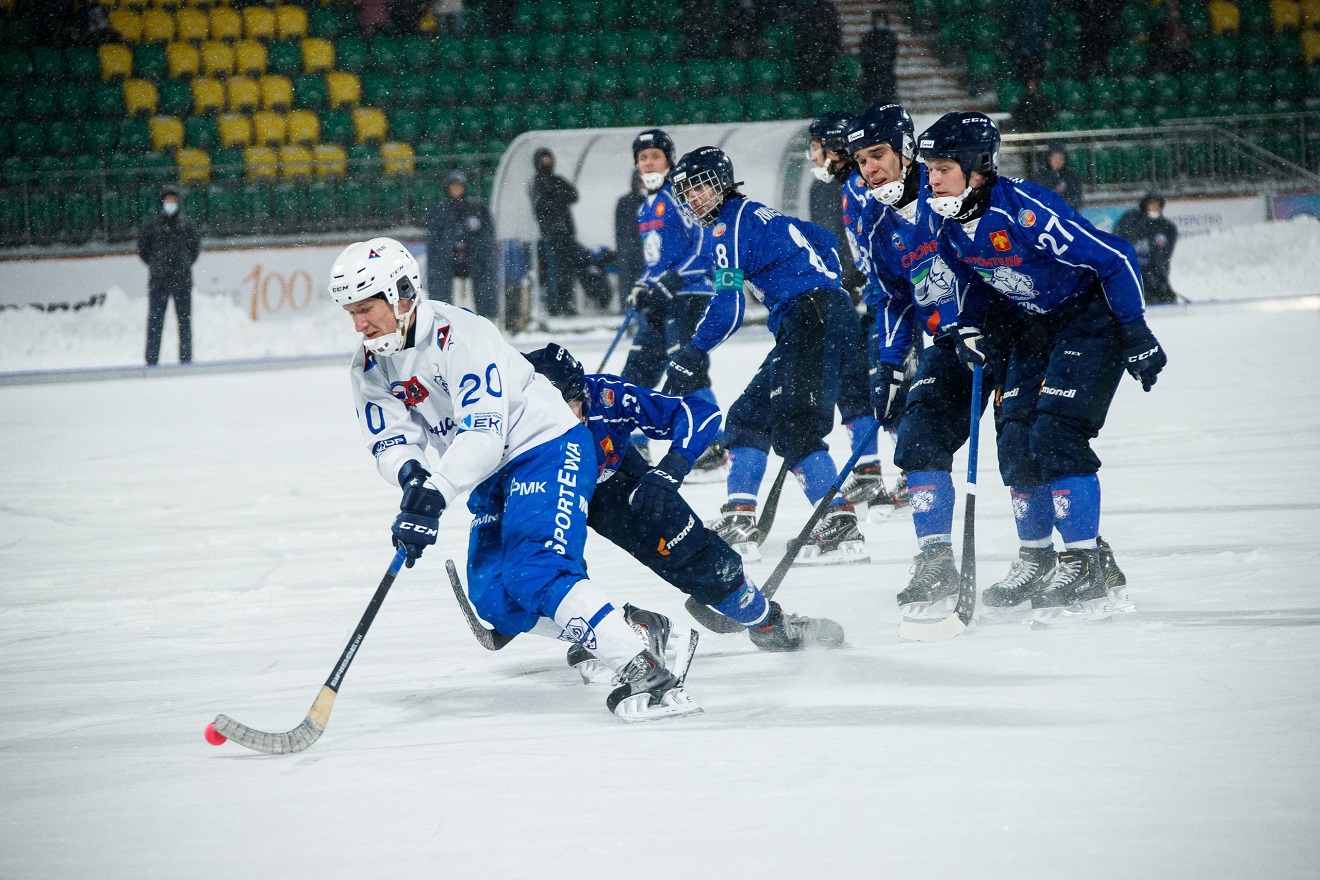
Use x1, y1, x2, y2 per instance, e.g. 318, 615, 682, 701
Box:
628, 269, 682, 312
663, 344, 710, 396
1116, 318, 1167, 392
870, 360, 907, 431
629, 451, 692, 520
949, 325, 987, 372
392, 461, 445, 568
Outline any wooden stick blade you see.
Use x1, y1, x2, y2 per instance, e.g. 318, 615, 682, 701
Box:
212, 707, 328, 756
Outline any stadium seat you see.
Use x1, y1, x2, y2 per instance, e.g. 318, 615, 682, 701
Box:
309, 6, 348, 40
777, 91, 808, 119
276, 5, 309, 40
46, 119, 81, 155
1274, 66, 1303, 105
489, 104, 520, 141
592, 66, 621, 99
302, 38, 335, 75
234, 40, 267, 77
150, 114, 185, 152
63, 83, 94, 118
320, 109, 352, 144
649, 95, 682, 126
1181, 71, 1213, 105
597, 30, 625, 64
260, 75, 293, 112
108, 10, 144, 43
138, 9, 173, 44
99, 44, 134, 81
1304, 29, 1320, 64
0, 49, 28, 81
117, 118, 151, 152
565, 32, 594, 66
495, 68, 526, 103
455, 105, 490, 139
380, 141, 415, 176
190, 77, 223, 115
1242, 68, 1274, 103
267, 40, 301, 76
524, 103, 556, 131
22, 88, 57, 120
244, 145, 279, 180
468, 35, 500, 67
532, 32, 564, 67
465, 68, 495, 104
1212, 69, 1242, 103
176, 9, 209, 43
748, 58, 780, 90
585, 99, 614, 129
389, 107, 422, 141
712, 94, 743, 122
312, 143, 347, 176
225, 76, 258, 113
361, 71, 394, 106
369, 36, 403, 70
293, 74, 327, 110
541, 1, 569, 32
502, 34, 531, 67
243, 6, 277, 42
286, 109, 319, 144
1274, 31, 1302, 65
1150, 73, 1182, 108
1209, 1, 1241, 34
423, 107, 453, 140
91, 81, 126, 116
435, 35, 464, 69
66, 47, 101, 81
333, 35, 367, 72
526, 66, 558, 101
569, 2, 597, 30
134, 43, 167, 80
1241, 2, 1273, 32
252, 110, 287, 146
177, 147, 211, 184
560, 67, 590, 101
185, 115, 218, 149
1304, 0, 1320, 28
211, 147, 245, 180
353, 107, 387, 143
401, 35, 432, 69
210, 7, 242, 42
398, 70, 428, 105
279, 144, 313, 179
200, 42, 235, 78
11, 121, 44, 157
166, 42, 201, 78
744, 92, 776, 121
1089, 76, 1120, 109
124, 78, 159, 117
1243, 33, 1274, 67
217, 112, 253, 148
687, 60, 717, 96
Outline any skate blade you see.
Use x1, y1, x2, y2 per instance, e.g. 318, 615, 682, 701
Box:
864, 503, 898, 523
900, 594, 957, 621
571, 659, 613, 685
731, 541, 762, 564
1107, 587, 1137, 614
976, 601, 1034, 624
1032, 596, 1117, 625
794, 540, 871, 566
612, 687, 704, 723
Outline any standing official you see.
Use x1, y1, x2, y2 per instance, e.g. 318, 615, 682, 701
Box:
425, 171, 498, 319
138, 185, 200, 366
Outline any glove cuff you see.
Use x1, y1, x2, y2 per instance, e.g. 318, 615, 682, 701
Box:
656, 269, 683, 295
656, 450, 693, 481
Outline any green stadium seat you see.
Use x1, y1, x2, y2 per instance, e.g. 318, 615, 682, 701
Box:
687, 102, 714, 124
627, 29, 657, 63
524, 104, 555, 131
613, 97, 647, 128
1057, 77, 1088, 111
294, 74, 327, 110
1118, 146, 1148, 182
748, 58, 780, 90
464, 68, 494, 104
568, 2, 597, 30
1150, 73, 1181, 107
687, 59, 717, 96
1089, 147, 1117, 183
592, 66, 621, 99
118, 119, 152, 153
1, 156, 33, 187
996, 79, 1025, 113
1052, 10, 1081, 45
321, 109, 353, 144
649, 95, 682, 126
1052, 109, 1084, 131
1242, 68, 1274, 103
565, 32, 594, 66
307, 179, 340, 229
1089, 76, 1120, 109
746, 92, 778, 121
410, 175, 444, 216
376, 175, 403, 223
526, 66, 559, 101
1212, 69, 1242, 104
656, 31, 682, 58
268, 40, 301, 76
1148, 104, 1177, 126
541, 1, 569, 32
83, 119, 118, 156
63, 190, 99, 244
712, 94, 743, 122
1274, 67, 1303, 107
1241, 2, 1273, 33
159, 79, 192, 116
601, 0, 632, 28
4, 18, 34, 47
47, 120, 81, 155
185, 115, 218, 149
495, 68, 526, 103
32, 47, 64, 81
436, 36, 464, 69
554, 101, 586, 129
1181, 71, 1213, 105
514, 4, 538, 33
533, 32, 564, 67
491, 104, 521, 142
560, 67, 591, 101
66, 46, 100, 81
361, 71, 395, 106
1242, 33, 1273, 67
369, 37, 402, 71
335, 36, 368, 72
1119, 75, 1149, 108
1274, 31, 1302, 66
69, 152, 102, 175
713, 58, 746, 93
585, 99, 614, 128
134, 44, 167, 80
428, 69, 462, 104
966, 49, 998, 86
1117, 106, 1150, 128
62, 82, 93, 118
272, 182, 305, 230
455, 106, 490, 140
502, 34, 532, 68
346, 143, 377, 174
398, 71, 428, 105
1189, 36, 1214, 69
239, 183, 272, 227
598, 31, 625, 64
309, 6, 347, 39
401, 36, 432, 69
623, 65, 650, 97
22, 88, 57, 120
424, 107, 453, 140
468, 36, 499, 68
1043, 46, 1072, 76
654, 65, 683, 96
0, 88, 15, 121
1211, 35, 1241, 68
0, 49, 29, 81
212, 147, 246, 180
389, 108, 422, 141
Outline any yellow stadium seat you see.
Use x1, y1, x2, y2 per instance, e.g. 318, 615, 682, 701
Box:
325, 71, 360, 108
234, 40, 267, 77
275, 5, 309, 40
218, 112, 253, 147
141, 9, 176, 43
242, 6, 276, 42
108, 10, 143, 43
279, 144, 313, 179
260, 75, 294, 111
252, 110, 287, 146
380, 142, 415, 177
176, 147, 211, 184
419, 10, 438, 33
176, 8, 209, 42
312, 143, 346, 176
209, 7, 242, 42
124, 78, 159, 116
150, 114, 185, 152
166, 42, 201, 78
1304, 0, 1320, 27
1304, 29, 1320, 63
1209, 0, 1241, 34
226, 75, 260, 112
244, 145, 280, 180
199, 40, 234, 77
99, 43, 134, 81
191, 76, 225, 114
1272, 0, 1302, 31
301, 37, 334, 75
286, 108, 319, 144
353, 107, 387, 144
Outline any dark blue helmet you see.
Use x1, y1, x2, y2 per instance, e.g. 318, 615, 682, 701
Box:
632, 128, 676, 167
808, 110, 854, 154
844, 103, 915, 160
672, 146, 740, 227
524, 343, 586, 404
916, 112, 1000, 178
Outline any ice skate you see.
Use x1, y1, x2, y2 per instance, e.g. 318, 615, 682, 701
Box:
622, 603, 676, 665
686, 440, 730, 483
565, 642, 612, 684
897, 544, 960, 620
841, 463, 897, 521
795, 504, 870, 565
978, 547, 1057, 623
606, 649, 702, 722
709, 502, 762, 563
891, 472, 909, 510
747, 601, 845, 651
1031, 539, 1133, 625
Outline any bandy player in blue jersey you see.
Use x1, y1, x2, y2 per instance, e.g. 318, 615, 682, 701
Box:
664, 146, 871, 566
919, 112, 1168, 624
523, 344, 844, 656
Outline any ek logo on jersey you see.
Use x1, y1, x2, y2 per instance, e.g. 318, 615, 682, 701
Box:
371, 435, 406, 456
713, 222, 727, 237
461, 411, 504, 433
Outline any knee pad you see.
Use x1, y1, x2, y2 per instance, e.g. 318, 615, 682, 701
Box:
996, 418, 1042, 488
894, 408, 956, 474
725, 395, 772, 452
771, 418, 825, 469
1029, 412, 1101, 481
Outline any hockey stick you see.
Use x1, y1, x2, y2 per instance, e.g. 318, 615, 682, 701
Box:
210, 547, 408, 755
446, 558, 517, 650
596, 307, 636, 372
898, 363, 983, 641
754, 459, 791, 546
685, 422, 883, 632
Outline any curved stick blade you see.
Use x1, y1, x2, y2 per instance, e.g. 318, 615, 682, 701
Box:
684, 595, 746, 634
213, 712, 326, 755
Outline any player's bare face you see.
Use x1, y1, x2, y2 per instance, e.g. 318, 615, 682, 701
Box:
856, 143, 903, 189
344, 297, 398, 340
926, 159, 968, 196
568, 398, 587, 425
681, 182, 721, 220
807, 139, 826, 168
636, 147, 669, 175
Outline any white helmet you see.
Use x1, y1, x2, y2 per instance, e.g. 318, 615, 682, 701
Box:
328, 237, 422, 356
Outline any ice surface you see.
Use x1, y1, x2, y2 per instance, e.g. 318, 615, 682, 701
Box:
2, 299, 1319, 879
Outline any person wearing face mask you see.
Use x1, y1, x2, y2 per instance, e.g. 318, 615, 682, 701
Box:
137, 184, 200, 366
920, 112, 1166, 626
1114, 192, 1179, 304
529, 147, 585, 317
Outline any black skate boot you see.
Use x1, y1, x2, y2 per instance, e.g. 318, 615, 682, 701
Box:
979, 547, 1057, 622
710, 502, 761, 563
796, 503, 870, 565
842, 463, 896, 515
623, 603, 673, 664
897, 544, 960, 619
566, 642, 612, 684
891, 472, 909, 509
1031, 542, 1133, 624
606, 649, 702, 721
687, 441, 730, 483
1097, 537, 1135, 613
747, 600, 846, 651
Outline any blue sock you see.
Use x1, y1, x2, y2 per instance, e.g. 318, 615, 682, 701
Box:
726, 446, 767, 506
689, 387, 724, 443
846, 417, 880, 465
1051, 474, 1101, 547
908, 470, 955, 548
1011, 485, 1054, 544
792, 450, 844, 507
712, 577, 771, 626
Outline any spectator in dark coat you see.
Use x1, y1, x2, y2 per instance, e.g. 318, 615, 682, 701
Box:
1004, 0, 1048, 82
858, 10, 899, 104
1115, 192, 1179, 304
1029, 142, 1085, 211
614, 170, 647, 301
137, 185, 200, 365
790, 0, 842, 88
531, 147, 584, 316
1010, 79, 1056, 133
426, 170, 498, 318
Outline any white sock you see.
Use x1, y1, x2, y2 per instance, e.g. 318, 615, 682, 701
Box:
550, 580, 646, 672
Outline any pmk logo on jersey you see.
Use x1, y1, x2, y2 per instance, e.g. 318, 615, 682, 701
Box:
990, 230, 1012, 251
713, 222, 727, 237
1018, 208, 1037, 227
435, 323, 451, 349
599, 388, 615, 406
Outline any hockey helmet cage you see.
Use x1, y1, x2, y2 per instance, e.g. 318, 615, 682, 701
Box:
671, 146, 740, 227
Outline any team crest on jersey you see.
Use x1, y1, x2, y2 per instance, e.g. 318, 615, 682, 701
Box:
713, 222, 726, 237
435, 323, 451, 349
599, 388, 615, 406
363, 350, 377, 371
655, 201, 666, 216
1052, 489, 1071, 519
1018, 208, 1037, 227
600, 435, 614, 454
557, 617, 597, 650
391, 377, 430, 407
892, 231, 905, 251
990, 230, 1012, 251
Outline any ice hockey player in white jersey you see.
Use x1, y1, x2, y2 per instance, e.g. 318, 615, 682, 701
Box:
330, 237, 699, 721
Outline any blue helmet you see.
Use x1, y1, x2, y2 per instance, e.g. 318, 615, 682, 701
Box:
671, 146, 740, 227
916, 112, 1000, 179
524, 343, 586, 403
632, 128, 676, 167
844, 103, 915, 160
808, 110, 854, 154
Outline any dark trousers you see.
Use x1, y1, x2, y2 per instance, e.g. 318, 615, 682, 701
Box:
588, 448, 743, 606
540, 237, 577, 315
145, 282, 192, 365
620, 295, 710, 390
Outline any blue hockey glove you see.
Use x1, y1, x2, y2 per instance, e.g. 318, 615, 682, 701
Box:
628, 269, 681, 312
950, 325, 987, 372
392, 462, 445, 568
1117, 318, 1167, 392
629, 451, 692, 520
663, 344, 710, 396
870, 360, 907, 431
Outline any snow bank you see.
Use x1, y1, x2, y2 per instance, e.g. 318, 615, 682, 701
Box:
1170, 215, 1320, 302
